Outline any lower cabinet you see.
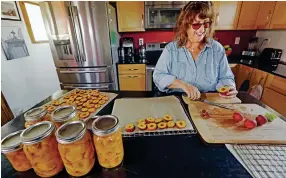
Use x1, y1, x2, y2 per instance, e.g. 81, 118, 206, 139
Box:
119, 74, 146, 91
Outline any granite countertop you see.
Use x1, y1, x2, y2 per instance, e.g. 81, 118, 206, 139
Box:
3, 90, 284, 178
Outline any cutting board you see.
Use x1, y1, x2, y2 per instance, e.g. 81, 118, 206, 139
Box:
112, 96, 195, 135
188, 102, 286, 144
182, 93, 241, 105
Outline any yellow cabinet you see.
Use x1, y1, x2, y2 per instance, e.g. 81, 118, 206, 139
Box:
117, 1, 145, 32
236, 65, 254, 90
213, 1, 242, 30
119, 74, 146, 91
255, 2, 276, 29
237, 2, 261, 30
118, 64, 146, 91
270, 2, 286, 29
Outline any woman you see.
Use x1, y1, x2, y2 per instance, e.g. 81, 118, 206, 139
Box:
153, 1, 237, 100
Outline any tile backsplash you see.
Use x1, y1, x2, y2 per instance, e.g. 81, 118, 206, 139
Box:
120, 30, 257, 56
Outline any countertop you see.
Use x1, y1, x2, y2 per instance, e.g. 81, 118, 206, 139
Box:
2, 90, 284, 178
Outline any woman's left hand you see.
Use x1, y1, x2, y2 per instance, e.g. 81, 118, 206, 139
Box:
221, 87, 238, 98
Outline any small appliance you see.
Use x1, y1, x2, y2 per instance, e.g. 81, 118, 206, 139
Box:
259, 48, 282, 71
240, 37, 259, 66
121, 37, 134, 62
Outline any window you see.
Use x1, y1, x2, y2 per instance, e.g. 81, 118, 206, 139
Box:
19, 1, 48, 43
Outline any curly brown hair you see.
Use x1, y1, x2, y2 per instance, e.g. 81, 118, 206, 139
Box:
174, 1, 216, 47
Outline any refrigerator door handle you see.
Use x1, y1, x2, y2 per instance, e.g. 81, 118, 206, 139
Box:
71, 6, 86, 62
59, 69, 107, 74
63, 85, 109, 89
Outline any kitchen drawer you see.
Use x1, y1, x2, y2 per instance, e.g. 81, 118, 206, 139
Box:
57, 67, 114, 84
118, 64, 146, 75
261, 87, 286, 116
119, 74, 146, 91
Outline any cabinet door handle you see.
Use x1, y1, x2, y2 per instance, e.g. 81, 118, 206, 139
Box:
141, 14, 144, 28
128, 68, 139, 71
127, 76, 138, 78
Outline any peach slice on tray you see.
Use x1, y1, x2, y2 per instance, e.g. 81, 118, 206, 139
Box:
125, 124, 135, 132
137, 123, 147, 130
147, 123, 157, 131
137, 118, 146, 124
176, 120, 186, 129
157, 122, 167, 129
163, 114, 173, 122
167, 121, 175, 128
146, 117, 155, 123
155, 118, 163, 124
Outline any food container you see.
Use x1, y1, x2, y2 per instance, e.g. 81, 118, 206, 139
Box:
24, 107, 50, 128
92, 115, 124, 168
51, 105, 78, 128
1, 130, 32, 172
84, 115, 99, 131
56, 121, 95, 176
20, 121, 64, 177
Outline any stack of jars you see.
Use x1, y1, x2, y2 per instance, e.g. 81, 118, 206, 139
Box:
1, 113, 124, 177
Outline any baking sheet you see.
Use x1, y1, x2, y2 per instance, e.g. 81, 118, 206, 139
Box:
111, 96, 195, 136
41, 90, 118, 121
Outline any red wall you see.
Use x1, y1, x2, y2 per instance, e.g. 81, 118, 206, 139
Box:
120, 30, 257, 56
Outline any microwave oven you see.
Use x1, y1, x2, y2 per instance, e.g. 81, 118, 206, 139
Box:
145, 1, 187, 29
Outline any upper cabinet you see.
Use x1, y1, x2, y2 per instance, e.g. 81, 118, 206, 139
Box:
237, 2, 261, 30
255, 2, 276, 29
213, 1, 242, 30
117, 1, 145, 32
269, 2, 286, 29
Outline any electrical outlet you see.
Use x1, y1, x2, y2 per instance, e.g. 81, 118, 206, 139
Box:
234, 37, 240, 45
139, 38, 144, 46
266, 38, 270, 45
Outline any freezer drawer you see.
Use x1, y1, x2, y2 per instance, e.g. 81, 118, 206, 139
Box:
60, 83, 116, 90
57, 67, 114, 83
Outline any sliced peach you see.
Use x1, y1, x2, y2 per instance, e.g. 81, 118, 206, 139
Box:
125, 124, 135, 132
167, 121, 175, 128
146, 117, 155, 123
155, 118, 163, 124
176, 120, 186, 129
137, 123, 147, 130
163, 114, 173, 122
137, 118, 146, 124
88, 108, 96, 113
147, 123, 157, 131
157, 122, 167, 129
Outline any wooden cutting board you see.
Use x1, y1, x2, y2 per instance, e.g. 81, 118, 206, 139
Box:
182, 93, 241, 105
188, 102, 286, 144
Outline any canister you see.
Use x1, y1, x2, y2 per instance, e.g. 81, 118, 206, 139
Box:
24, 107, 50, 128
51, 105, 78, 128
92, 115, 124, 168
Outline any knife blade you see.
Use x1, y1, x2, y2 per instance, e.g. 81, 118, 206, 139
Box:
201, 99, 235, 110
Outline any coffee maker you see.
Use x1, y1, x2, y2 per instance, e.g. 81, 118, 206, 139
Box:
121, 37, 134, 61
240, 37, 259, 66
259, 48, 282, 71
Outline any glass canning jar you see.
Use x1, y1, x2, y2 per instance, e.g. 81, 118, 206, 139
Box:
56, 120, 95, 176
92, 115, 124, 168
51, 105, 78, 128
1, 130, 32, 172
24, 107, 50, 128
20, 121, 64, 177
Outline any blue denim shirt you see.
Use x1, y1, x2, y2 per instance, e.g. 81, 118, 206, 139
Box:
153, 40, 235, 93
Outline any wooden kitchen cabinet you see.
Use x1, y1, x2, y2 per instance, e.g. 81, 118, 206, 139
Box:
117, 1, 145, 32
269, 2, 286, 29
255, 1, 276, 29
236, 65, 254, 90
237, 2, 261, 30
249, 68, 269, 90
118, 64, 146, 91
213, 1, 242, 30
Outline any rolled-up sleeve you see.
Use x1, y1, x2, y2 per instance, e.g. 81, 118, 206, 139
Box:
216, 52, 236, 90
153, 48, 176, 92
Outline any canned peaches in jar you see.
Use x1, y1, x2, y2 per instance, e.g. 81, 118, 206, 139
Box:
56, 121, 95, 176
92, 115, 124, 168
52, 105, 78, 128
20, 121, 64, 177
1, 130, 32, 172
24, 107, 51, 128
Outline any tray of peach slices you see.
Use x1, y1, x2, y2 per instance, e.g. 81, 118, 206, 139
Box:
41, 88, 117, 121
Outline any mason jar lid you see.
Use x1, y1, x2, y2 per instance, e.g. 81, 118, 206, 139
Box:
55, 121, 86, 144
24, 107, 47, 122
51, 105, 76, 123
1, 130, 24, 153
20, 121, 55, 145
84, 115, 99, 130
92, 115, 119, 136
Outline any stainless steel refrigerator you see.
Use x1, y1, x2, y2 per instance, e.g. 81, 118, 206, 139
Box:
39, 1, 120, 90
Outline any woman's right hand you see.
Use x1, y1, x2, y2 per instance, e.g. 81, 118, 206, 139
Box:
181, 82, 201, 100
